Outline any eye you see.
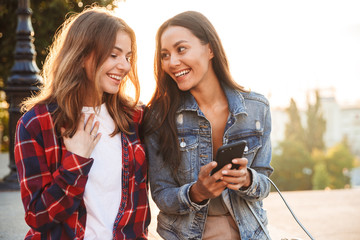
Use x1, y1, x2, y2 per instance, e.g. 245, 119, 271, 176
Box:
177, 46, 186, 53
111, 53, 117, 58
126, 55, 132, 62
161, 52, 170, 60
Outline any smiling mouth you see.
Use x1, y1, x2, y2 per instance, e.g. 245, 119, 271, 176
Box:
108, 74, 123, 81
174, 70, 190, 77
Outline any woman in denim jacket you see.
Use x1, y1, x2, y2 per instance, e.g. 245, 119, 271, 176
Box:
143, 11, 273, 240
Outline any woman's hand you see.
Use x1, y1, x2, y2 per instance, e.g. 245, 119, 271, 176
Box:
221, 158, 251, 190
61, 114, 101, 158
189, 161, 230, 204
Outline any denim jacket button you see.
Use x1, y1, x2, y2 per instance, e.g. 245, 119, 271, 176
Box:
255, 120, 261, 130
177, 114, 183, 124
180, 141, 186, 148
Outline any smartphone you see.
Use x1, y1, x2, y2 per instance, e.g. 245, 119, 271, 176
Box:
211, 140, 247, 175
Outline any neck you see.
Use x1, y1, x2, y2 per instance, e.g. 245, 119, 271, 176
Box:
83, 92, 104, 107
190, 77, 227, 109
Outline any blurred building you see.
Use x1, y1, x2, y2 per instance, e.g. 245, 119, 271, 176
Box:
320, 94, 360, 157
271, 90, 360, 188
270, 90, 360, 158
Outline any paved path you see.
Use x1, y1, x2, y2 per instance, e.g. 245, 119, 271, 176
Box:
1, 154, 359, 239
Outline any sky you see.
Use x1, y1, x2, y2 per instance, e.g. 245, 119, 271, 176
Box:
115, 0, 360, 109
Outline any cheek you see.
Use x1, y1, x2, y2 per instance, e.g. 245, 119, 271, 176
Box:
125, 62, 132, 74
161, 61, 171, 74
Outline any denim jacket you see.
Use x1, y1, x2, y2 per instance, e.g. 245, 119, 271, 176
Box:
145, 85, 273, 240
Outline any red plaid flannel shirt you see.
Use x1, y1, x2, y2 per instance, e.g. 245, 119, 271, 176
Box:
15, 103, 150, 239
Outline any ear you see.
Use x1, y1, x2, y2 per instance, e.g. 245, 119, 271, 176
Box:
207, 44, 214, 60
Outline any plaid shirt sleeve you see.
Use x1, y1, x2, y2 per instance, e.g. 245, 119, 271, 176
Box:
15, 105, 94, 232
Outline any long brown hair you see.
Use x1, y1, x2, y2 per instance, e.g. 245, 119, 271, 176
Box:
21, 6, 140, 137
143, 11, 247, 170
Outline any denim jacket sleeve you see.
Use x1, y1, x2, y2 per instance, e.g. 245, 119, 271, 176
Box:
234, 104, 273, 202
145, 132, 207, 215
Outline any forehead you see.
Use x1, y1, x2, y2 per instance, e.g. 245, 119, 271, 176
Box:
160, 26, 199, 48
114, 30, 132, 52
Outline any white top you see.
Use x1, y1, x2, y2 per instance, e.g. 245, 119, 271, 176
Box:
82, 104, 122, 240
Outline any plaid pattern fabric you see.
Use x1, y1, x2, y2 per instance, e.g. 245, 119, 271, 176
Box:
15, 104, 150, 240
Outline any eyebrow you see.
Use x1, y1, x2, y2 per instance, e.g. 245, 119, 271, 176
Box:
161, 40, 188, 51
114, 46, 132, 55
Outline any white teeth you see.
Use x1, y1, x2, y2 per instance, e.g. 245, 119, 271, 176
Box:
108, 74, 122, 80
175, 70, 190, 77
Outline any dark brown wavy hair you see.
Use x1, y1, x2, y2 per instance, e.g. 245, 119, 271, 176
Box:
143, 11, 246, 171
21, 6, 140, 137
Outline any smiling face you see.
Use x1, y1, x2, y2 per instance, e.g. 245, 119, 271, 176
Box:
84, 30, 132, 96
160, 26, 214, 92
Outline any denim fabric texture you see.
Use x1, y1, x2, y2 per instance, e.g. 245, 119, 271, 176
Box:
146, 85, 273, 240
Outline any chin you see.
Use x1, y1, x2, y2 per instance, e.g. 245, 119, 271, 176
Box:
176, 83, 192, 92
104, 88, 120, 95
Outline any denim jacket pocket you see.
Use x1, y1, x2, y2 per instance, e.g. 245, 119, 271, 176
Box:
176, 133, 199, 184
157, 211, 186, 239
227, 130, 262, 166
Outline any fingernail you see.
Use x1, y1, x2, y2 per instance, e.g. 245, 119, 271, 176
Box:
222, 170, 228, 175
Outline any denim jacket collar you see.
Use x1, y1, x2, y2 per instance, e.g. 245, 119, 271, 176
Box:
177, 84, 248, 116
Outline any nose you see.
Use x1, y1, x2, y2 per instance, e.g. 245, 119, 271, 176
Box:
116, 56, 131, 72
169, 54, 181, 67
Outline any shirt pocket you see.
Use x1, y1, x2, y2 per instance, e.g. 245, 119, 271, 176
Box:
176, 133, 199, 184
227, 130, 262, 166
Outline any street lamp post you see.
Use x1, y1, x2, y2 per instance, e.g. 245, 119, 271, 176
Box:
0, 0, 42, 190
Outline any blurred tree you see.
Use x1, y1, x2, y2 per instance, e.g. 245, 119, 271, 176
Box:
271, 99, 313, 191
0, 106, 9, 152
312, 163, 330, 190
311, 149, 329, 190
0, 0, 117, 152
284, 98, 306, 143
271, 91, 330, 191
0, 0, 117, 88
271, 91, 356, 191
271, 140, 313, 191
325, 138, 355, 189
305, 90, 326, 152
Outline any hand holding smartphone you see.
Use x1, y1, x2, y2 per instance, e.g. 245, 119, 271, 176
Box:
211, 140, 247, 175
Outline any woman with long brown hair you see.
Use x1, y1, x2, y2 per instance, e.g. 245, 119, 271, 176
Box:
144, 11, 273, 239
15, 6, 150, 239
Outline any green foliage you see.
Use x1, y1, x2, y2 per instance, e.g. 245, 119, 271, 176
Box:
0, 0, 117, 87
325, 139, 354, 189
284, 98, 306, 143
312, 139, 355, 189
0, 105, 9, 152
271, 92, 356, 191
271, 140, 313, 191
0, 0, 17, 87
0, 0, 116, 152
271, 98, 313, 191
312, 162, 330, 190
305, 90, 326, 152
